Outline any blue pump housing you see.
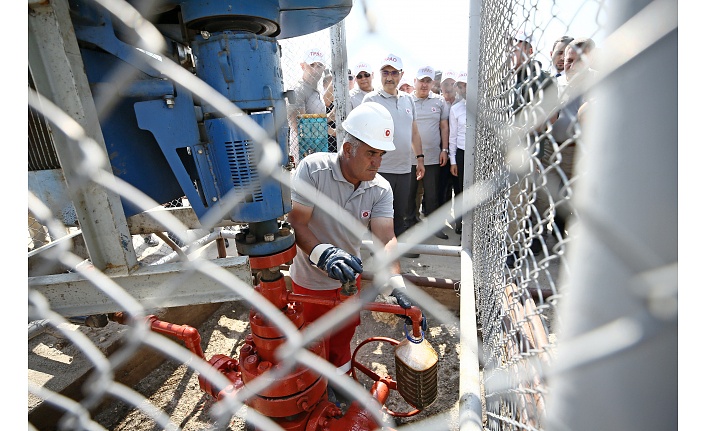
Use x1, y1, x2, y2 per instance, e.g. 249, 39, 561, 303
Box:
67, 0, 351, 256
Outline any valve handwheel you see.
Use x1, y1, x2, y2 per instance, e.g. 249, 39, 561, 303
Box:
350, 336, 421, 418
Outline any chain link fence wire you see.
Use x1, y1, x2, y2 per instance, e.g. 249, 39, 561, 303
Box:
27, 0, 677, 430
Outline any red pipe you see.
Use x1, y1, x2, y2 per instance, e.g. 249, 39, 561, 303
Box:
144, 315, 206, 360
109, 312, 205, 360
285, 292, 424, 338
303, 379, 394, 431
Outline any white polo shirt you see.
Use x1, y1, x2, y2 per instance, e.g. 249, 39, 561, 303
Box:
289, 152, 394, 290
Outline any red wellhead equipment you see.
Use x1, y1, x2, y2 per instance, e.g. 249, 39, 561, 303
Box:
112, 244, 438, 431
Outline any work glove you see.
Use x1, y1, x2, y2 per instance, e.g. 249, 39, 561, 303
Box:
310, 243, 363, 284
388, 275, 429, 332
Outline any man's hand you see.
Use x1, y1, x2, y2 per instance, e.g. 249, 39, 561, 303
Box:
389, 276, 429, 332
390, 287, 413, 309
310, 244, 363, 283
439, 151, 449, 167
416, 162, 425, 180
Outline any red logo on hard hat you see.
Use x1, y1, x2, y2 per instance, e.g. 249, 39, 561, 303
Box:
384, 129, 391, 137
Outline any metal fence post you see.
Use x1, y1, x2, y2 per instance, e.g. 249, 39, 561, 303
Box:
544, 0, 678, 429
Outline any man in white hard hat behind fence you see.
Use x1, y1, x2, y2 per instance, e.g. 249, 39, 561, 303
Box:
287, 102, 422, 376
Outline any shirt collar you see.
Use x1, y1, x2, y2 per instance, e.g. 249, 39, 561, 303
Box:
412, 91, 430, 101
377, 88, 400, 99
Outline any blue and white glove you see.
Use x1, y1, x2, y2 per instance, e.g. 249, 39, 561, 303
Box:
310, 243, 363, 284
388, 275, 428, 332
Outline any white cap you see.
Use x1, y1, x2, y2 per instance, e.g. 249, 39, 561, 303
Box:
514, 30, 533, 45
441, 69, 457, 83
457, 70, 468, 83
342, 102, 395, 151
380, 53, 403, 70
352, 61, 373, 77
416, 66, 435, 80
398, 76, 414, 89
303, 48, 325, 65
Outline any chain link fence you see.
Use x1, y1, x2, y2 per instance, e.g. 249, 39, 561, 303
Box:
28, 0, 677, 430
469, 0, 677, 430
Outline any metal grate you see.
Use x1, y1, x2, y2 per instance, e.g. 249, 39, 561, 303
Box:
226, 139, 264, 202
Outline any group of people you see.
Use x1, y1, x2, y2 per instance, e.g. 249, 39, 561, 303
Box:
505, 31, 598, 265
283, 34, 597, 386
346, 55, 472, 249
288, 50, 471, 252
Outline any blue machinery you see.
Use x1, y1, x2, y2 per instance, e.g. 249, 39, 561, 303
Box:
69, 0, 352, 257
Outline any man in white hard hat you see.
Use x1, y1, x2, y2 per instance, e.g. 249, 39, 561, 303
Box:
287, 102, 423, 376
362, 54, 425, 256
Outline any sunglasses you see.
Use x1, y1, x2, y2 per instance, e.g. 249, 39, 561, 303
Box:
356, 72, 371, 79
348, 75, 354, 81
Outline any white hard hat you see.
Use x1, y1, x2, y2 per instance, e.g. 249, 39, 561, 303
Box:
341, 102, 395, 151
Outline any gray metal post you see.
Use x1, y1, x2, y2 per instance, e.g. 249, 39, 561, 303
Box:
545, 0, 678, 429
462, 0, 481, 245
459, 1, 483, 430
329, 20, 351, 151
28, 0, 137, 275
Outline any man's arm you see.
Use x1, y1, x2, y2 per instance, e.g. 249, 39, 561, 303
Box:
439, 118, 449, 167
287, 201, 319, 255
370, 217, 417, 314
411, 121, 425, 180
449, 109, 459, 176
323, 79, 334, 108
288, 201, 363, 283
370, 217, 402, 276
